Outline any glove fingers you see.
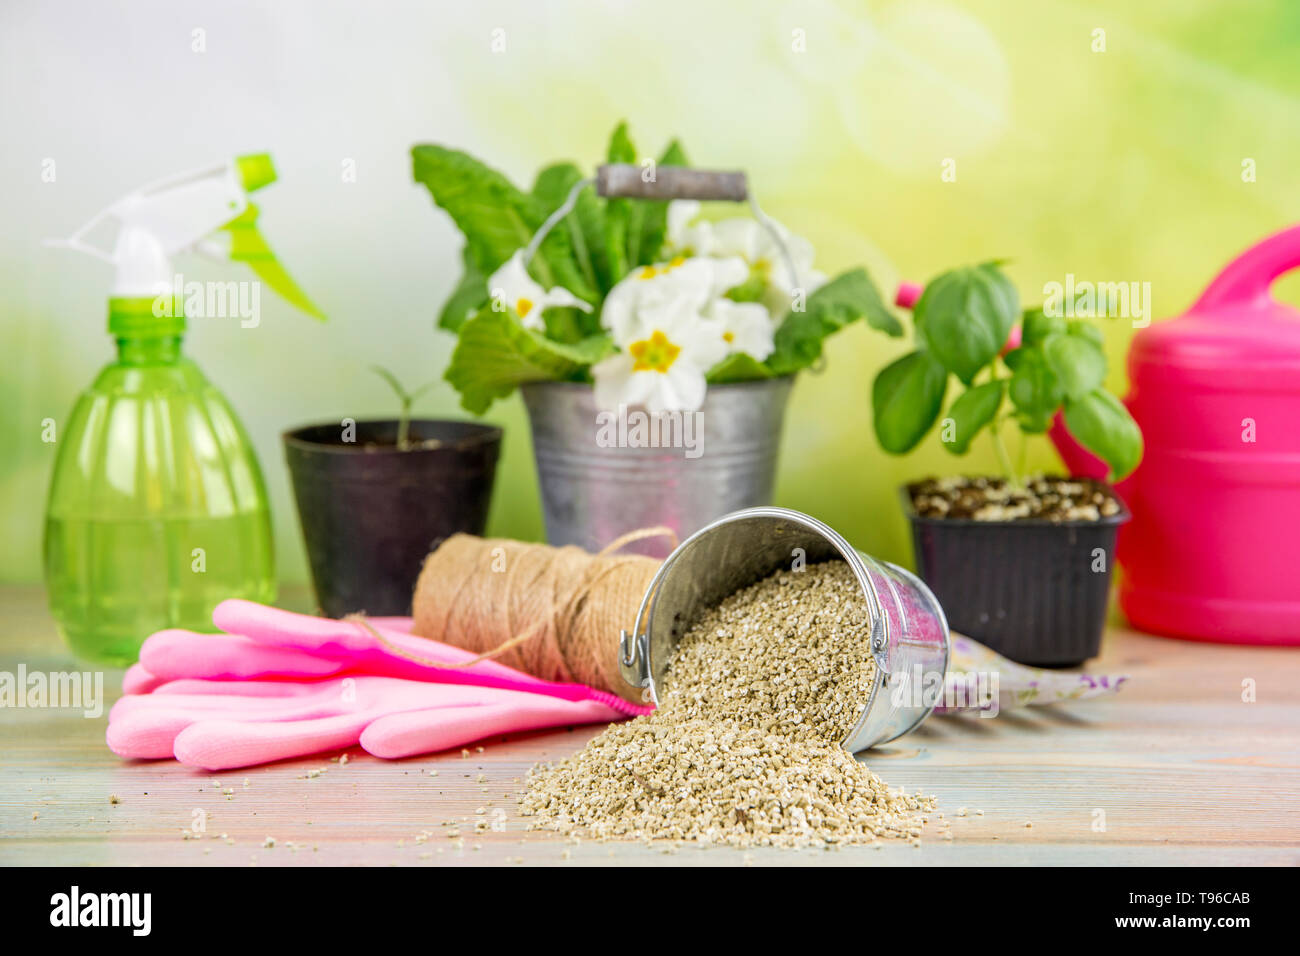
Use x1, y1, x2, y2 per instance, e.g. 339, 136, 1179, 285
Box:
108, 692, 314, 758
140, 629, 344, 682
122, 663, 166, 695
172, 713, 371, 771
211, 600, 563, 691
213, 600, 379, 655
150, 678, 330, 698
109, 689, 316, 724
360, 698, 623, 760
106, 710, 200, 760
109, 681, 368, 764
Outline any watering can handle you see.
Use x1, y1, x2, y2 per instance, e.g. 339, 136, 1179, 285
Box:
1193, 223, 1300, 313
596, 164, 748, 202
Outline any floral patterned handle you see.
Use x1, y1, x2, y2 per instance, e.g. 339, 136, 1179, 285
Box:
932, 632, 1130, 716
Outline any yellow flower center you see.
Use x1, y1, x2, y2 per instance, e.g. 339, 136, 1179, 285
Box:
516, 297, 534, 318
723, 331, 735, 344
628, 330, 681, 373
638, 257, 687, 281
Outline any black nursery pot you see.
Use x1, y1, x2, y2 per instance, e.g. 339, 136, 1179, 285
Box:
902, 487, 1130, 667
284, 419, 502, 618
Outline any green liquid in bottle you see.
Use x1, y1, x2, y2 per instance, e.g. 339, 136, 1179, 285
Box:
45, 512, 273, 664
44, 310, 275, 665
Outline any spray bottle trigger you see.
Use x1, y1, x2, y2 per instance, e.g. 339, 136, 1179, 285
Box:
223, 205, 324, 320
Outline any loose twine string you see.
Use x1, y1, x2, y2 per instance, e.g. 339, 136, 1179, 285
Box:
345, 528, 673, 704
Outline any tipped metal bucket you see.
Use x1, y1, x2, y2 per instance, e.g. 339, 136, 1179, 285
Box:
619, 507, 951, 751
521, 379, 793, 558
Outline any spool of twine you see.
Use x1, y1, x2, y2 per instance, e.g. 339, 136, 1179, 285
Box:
408, 532, 666, 703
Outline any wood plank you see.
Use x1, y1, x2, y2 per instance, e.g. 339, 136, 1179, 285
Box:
2, 587, 1297, 866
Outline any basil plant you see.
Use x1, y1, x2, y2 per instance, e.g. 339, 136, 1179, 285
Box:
871, 262, 1143, 483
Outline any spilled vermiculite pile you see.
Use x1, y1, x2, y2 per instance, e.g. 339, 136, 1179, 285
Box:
520, 562, 937, 848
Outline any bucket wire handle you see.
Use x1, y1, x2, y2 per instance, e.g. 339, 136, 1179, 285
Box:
620, 557, 671, 690
521, 164, 802, 294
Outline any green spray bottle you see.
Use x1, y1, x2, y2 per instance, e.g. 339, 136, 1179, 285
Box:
45, 154, 323, 664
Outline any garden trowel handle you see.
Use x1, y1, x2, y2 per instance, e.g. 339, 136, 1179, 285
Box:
596, 164, 748, 202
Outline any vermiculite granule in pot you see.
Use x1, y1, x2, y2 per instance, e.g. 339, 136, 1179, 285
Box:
520, 562, 937, 848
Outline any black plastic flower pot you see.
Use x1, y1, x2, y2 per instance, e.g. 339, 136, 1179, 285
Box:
901, 485, 1130, 667
283, 419, 502, 618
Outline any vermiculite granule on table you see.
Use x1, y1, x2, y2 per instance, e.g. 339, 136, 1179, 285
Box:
520, 561, 938, 848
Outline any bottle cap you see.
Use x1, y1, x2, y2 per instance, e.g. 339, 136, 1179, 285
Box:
107, 296, 185, 338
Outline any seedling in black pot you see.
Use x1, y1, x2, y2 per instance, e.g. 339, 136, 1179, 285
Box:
283, 368, 502, 618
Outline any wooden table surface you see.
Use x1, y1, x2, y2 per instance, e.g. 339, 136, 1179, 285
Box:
2, 586, 1297, 867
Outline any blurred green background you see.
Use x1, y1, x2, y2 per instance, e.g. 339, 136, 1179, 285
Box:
3, 0, 1299, 586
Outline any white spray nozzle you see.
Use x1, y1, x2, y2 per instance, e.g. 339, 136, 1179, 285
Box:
46, 154, 322, 317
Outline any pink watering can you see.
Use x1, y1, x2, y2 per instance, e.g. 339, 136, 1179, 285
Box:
1050, 225, 1300, 646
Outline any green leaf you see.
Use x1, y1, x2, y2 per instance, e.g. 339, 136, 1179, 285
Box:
533, 162, 624, 298
1067, 319, 1105, 348
1043, 329, 1107, 400
1007, 346, 1064, 433
536, 307, 588, 344
411, 144, 596, 305
406, 379, 439, 403
529, 163, 611, 335
531, 162, 583, 212
1063, 389, 1143, 481
370, 365, 411, 405
575, 198, 615, 295
941, 379, 1005, 455
1021, 307, 1065, 346
438, 246, 489, 333
532, 163, 598, 294
914, 262, 1019, 385
633, 139, 689, 267
604, 203, 630, 287
767, 268, 902, 376
705, 352, 773, 384
604, 122, 638, 283
412, 144, 543, 275
725, 264, 768, 303
444, 304, 614, 414
872, 350, 948, 454
606, 121, 637, 165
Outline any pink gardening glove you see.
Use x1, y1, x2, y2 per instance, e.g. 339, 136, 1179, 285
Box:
125, 599, 647, 713
109, 600, 649, 770
108, 674, 624, 770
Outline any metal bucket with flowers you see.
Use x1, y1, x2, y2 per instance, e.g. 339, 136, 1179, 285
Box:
412, 123, 903, 555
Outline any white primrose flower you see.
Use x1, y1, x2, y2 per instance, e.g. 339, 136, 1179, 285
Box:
592, 253, 772, 413
665, 200, 714, 257
591, 301, 728, 413
664, 200, 827, 317
598, 254, 749, 343
707, 298, 775, 362
486, 251, 591, 331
